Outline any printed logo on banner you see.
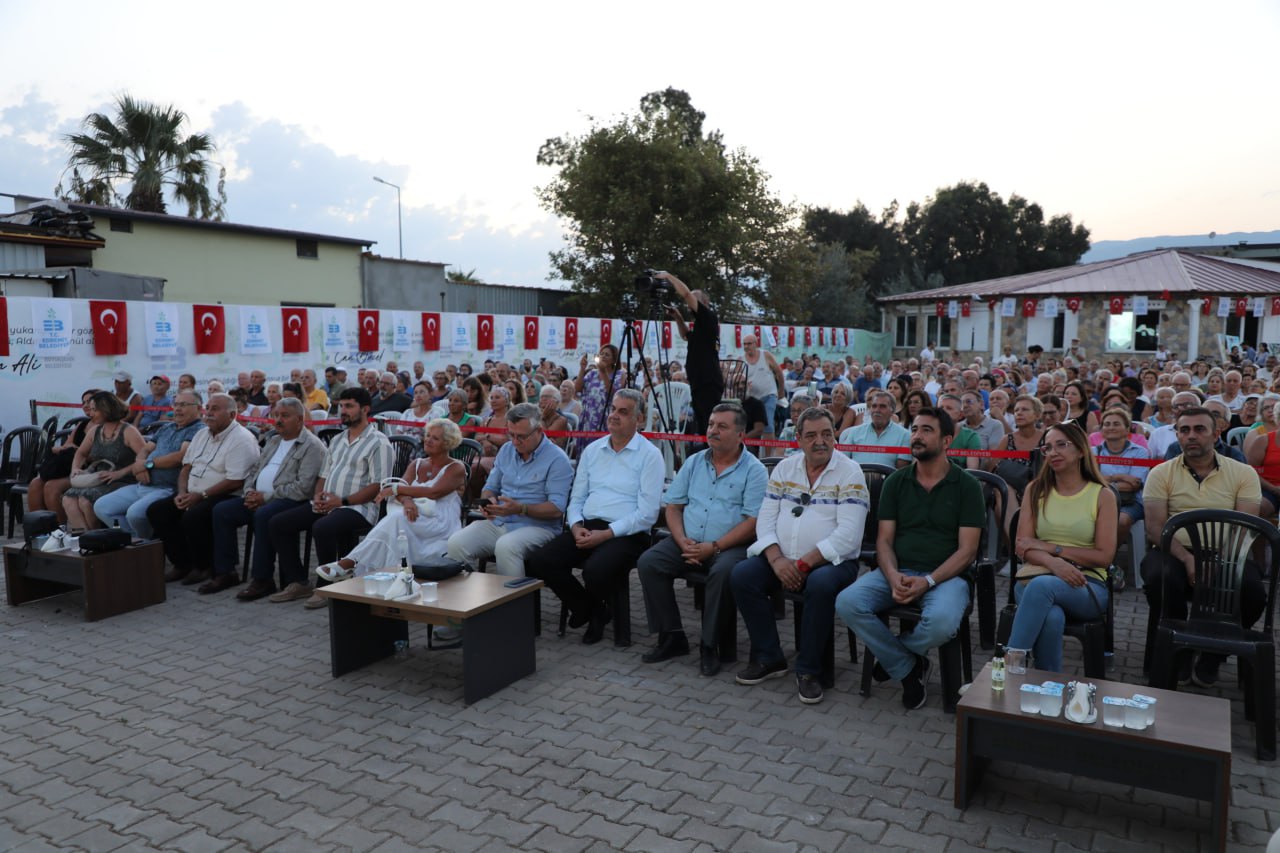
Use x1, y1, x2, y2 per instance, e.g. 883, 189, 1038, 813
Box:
323, 310, 346, 349
452, 314, 472, 350
545, 318, 561, 351
391, 312, 412, 351
1132, 295, 1149, 316
240, 307, 272, 355
33, 301, 72, 356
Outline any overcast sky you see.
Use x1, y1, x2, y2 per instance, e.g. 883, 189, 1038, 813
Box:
1, 0, 1277, 286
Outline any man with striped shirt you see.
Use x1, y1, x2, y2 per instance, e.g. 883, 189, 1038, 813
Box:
266, 387, 394, 606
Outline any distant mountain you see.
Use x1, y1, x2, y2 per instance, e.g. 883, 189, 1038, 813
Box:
1083, 230, 1280, 263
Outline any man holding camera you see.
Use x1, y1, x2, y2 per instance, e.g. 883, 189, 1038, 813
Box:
658, 271, 723, 436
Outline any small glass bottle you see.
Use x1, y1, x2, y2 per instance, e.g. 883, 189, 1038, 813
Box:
991, 644, 1006, 692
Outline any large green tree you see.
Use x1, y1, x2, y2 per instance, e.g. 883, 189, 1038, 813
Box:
58, 94, 226, 219
537, 88, 797, 315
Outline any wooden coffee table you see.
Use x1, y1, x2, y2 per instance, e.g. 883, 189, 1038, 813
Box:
956, 665, 1232, 852
4, 541, 165, 621
315, 573, 543, 705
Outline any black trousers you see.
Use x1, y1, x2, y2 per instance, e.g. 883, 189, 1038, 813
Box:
1141, 548, 1265, 628
691, 382, 724, 437
525, 523, 649, 618
270, 505, 373, 587
146, 494, 237, 573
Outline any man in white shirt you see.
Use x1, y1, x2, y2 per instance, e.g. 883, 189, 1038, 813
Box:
730, 407, 869, 705
209, 398, 326, 599
525, 389, 664, 644
146, 393, 261, 588
1148, 391, 1202, 458
919, 341, 936, 363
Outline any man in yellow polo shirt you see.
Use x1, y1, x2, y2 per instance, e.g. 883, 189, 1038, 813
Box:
1141, 406, 1262, 686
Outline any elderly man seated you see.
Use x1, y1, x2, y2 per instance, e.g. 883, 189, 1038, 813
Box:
839, 389, 909, 468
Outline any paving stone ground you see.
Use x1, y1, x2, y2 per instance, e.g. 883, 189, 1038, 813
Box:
0, 537, 1274, 852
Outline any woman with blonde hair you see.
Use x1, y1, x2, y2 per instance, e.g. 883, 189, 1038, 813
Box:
1009, 422, 1118, 672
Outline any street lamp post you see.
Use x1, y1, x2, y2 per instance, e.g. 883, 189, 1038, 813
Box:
372, 176, 402, 259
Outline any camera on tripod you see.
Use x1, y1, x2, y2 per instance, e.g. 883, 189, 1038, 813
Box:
634, 269, 675, 308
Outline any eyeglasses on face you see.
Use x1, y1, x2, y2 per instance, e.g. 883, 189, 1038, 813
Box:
792, 492, 812, 518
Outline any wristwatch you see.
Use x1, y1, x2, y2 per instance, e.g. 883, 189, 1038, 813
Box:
145, 461, 155, 471
925, 574, 937, 589
341, 496, 350, 506
1053, 545, 1063, 557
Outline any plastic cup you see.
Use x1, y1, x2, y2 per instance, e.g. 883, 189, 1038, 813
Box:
1125, 699, 1150, 730
1039, 685, 1063, 717
1005, 648, 1028, 675
420, 581, 438, 603
1019, 684, 1041, 713
1101, 696, 1127, 727
1132, 694, 1157, 728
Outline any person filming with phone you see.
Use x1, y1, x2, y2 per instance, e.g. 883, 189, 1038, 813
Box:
657, 271, 723, 436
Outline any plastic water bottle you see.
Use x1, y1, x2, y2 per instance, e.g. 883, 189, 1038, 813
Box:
396, 532, 409, 569
991, 644, 1006, 692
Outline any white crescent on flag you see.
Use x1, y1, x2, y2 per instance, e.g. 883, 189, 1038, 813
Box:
363, 316, 375, 331
99, 308, 117, 332
288, 314, 302, 332
527, 320, 536, 334
201, 311, 218, 334
427, 318, 437, 332
481, 320, 491, 332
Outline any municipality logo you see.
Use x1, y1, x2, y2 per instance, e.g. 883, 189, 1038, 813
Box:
247, 315, 262, 335
155, 311, 172, 334
42, 307, 64, 334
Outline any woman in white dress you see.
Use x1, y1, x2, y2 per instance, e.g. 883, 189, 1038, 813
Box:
317, 419, 467, 580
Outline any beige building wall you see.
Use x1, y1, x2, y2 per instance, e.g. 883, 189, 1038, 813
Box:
86, 216, 364, 306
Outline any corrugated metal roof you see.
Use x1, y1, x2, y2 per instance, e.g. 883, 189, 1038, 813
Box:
877, 249, 1280, 303
66, 202, 374, 247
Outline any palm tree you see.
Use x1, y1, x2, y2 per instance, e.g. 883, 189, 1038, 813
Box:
446, 267, 483, 284
59, 94, 226, 219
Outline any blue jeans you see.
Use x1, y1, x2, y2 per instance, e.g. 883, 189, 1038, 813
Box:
758, 393, 778, 434
730, 555, 857, 677
1009, 575, 1108, 673
93, 484, 174, 538
211, 497, 308, 580
836, 568, 970, 680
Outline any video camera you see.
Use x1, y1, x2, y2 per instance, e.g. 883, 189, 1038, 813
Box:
634, 269, 675, 307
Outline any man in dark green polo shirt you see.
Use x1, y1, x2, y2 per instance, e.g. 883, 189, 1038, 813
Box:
836, 406, 984, 710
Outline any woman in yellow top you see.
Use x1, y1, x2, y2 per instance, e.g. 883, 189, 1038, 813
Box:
1010, 422, 1118, 672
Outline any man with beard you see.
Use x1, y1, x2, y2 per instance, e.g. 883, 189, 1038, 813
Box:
837, 406, 983, 711
729, 407, 868, 705
266, 387, 394, 607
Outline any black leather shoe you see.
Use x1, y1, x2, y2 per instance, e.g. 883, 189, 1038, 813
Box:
198, 573, 240, 595
699, 645, 721, 677
164, 567, 190, 583
236, 579, 277, 601
582, 604, 612, 645
642, 632, 690, 663
182, 569, 211, 586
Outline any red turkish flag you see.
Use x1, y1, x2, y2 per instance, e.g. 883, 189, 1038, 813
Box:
1109, 296, 1124, 315
771, 326, 780, 347
90, 300, 127, 355
1022, 299, 1037, 318
599, 319, 612, 346
564, 317, 578, 350
523, 316, 539, 350
819, 327, 826, 346
281, 307, 308, 353
1160, 289, 1171, 301
421, 312, 441, 351
0, 297, 9, 357
662, 322, 672, 349
1066, 297, 1082, 313
632, 320, 643, 345
960, 301, 971, 318
357, 310, 380, 352
734, 325, 742, 347
988, 299, 999, 313
936, 301, 946, 317
804, 327, 812, 346
787, 327, 796, 347
753, 325, 762, 344
193, 304, 225, 354
1201, 298, 1211, 316
1236, 297, 1249, 317
476, 314, 494, 350
1271, 297, 1280, 317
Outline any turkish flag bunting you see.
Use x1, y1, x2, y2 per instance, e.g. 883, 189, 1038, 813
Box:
819, 327, 826, 346
599, 319, 612, 346
0, 297, 9, 356
753, 325, 762, 344
988, 299, 999, 313
788, 327, 796, 347
1160, 289, 1171, 301
1201, 298, 1211, 316
421, 312, 441, 351
281, 307, 308, 353
1109, 296, 1125, 315
662, 322, 672, 349
475, 314, 494, 350
90, 300, 128, 355
1236, 297, 1249, 317
524, 316, 538, 350
193, 304, 226, 354
960, 302, 970, 318
804, 327, 812, 346
565, 317, 578, 350
1022, 299, 1037, 318
357, 309, 380, 352
772, 326, 780, 347
632, 320, 643, 344
936, 301, 946, 317
1066, 297, 1081, 313
734, 325, 742, 347
1271, 297, 1280, 317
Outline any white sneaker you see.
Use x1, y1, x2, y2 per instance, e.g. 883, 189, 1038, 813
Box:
316, 562, 353, 582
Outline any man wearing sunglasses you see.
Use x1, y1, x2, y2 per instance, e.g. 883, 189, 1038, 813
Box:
729, 407, 868, 705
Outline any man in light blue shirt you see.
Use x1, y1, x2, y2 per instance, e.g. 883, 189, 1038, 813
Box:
638, 403, 767, 676
446, 402, 574, 577
526, 389, 664, 644
839, 389, 909, 469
